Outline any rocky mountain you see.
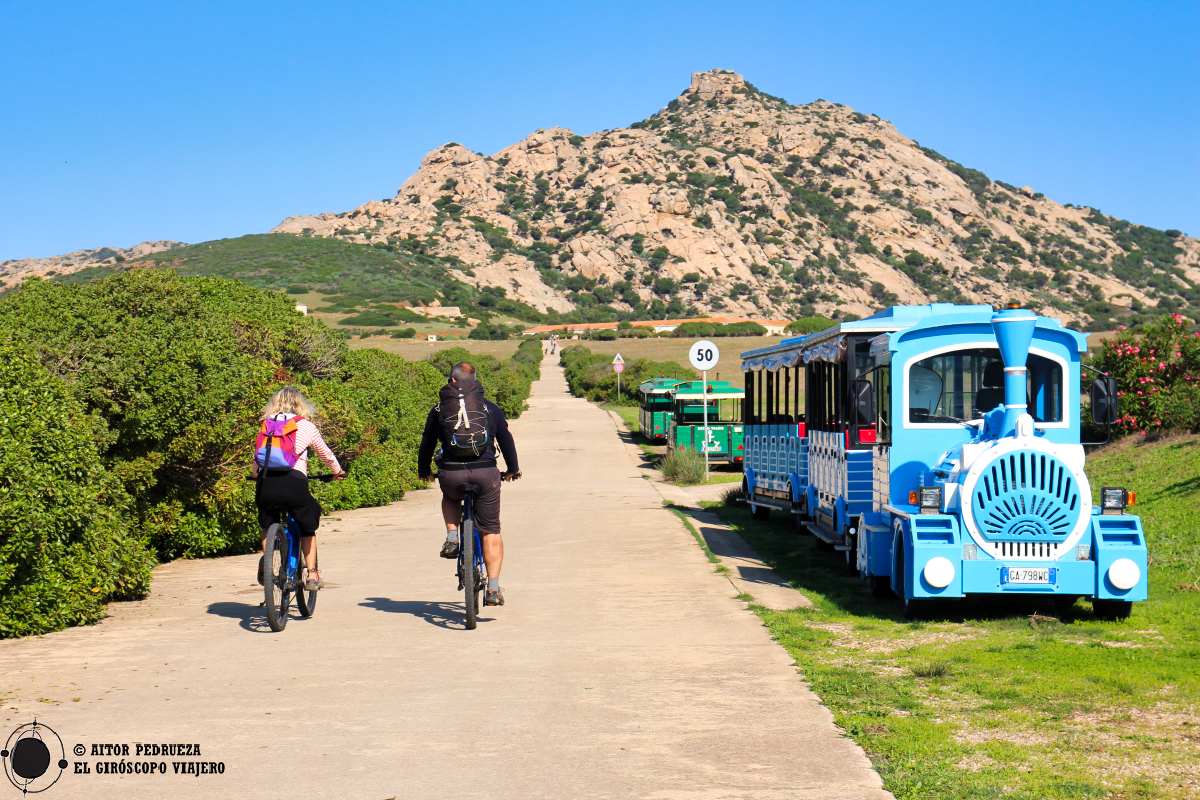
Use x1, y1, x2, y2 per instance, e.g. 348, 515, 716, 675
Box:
1, 240, 183, 290
276, 69, 1199, 327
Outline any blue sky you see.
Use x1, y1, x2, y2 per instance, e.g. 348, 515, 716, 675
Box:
1, 1, 1197, 260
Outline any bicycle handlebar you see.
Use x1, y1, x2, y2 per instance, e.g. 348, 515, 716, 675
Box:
245, 466, 348, 483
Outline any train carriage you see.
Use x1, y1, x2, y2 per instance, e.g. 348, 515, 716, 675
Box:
666, 380, 745, 465
637, 378, 682, 441
741, 304, 1148, 618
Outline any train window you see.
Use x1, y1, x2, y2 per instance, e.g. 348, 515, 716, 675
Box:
906, 348, 1063, 424
876, 367, 892, 442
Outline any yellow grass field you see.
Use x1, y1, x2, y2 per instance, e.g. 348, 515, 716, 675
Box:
577, 335, 784, 387
357, 334, 786, 383
353, 337, 522, 360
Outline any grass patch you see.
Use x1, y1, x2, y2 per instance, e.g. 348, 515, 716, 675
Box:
662, 448, 707, 485
709, 434, 1200, 799
668, 506, 729, 574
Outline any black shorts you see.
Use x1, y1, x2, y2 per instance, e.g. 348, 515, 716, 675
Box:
256, 471, 322, 536
438, 467, 502, 534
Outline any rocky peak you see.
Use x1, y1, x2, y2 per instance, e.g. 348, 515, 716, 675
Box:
686, 69, 749, 101
271, 70, 1199, 327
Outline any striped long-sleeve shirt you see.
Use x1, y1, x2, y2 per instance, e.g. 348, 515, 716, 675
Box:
293, 418, 342, 475
257, 414, 342, 475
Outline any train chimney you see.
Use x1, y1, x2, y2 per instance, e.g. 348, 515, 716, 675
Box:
991, 307, 1037, 435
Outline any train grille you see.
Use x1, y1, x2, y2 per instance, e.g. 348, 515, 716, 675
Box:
972, 450, 1081, 546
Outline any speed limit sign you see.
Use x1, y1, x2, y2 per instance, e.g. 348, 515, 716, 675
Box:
688, 339, 720, 371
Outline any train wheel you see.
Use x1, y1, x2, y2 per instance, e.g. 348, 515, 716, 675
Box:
869, 575, 892, 598
1092, 599, 1132, 621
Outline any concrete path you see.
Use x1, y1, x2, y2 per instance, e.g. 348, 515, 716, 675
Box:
0, 355, 889, 800
606, 411, 812, 612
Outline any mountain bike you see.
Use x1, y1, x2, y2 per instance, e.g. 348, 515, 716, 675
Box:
456, 489, 487, 630
251, 472, 340, 632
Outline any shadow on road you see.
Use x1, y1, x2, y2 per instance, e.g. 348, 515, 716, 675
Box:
359, 597, 492, 629
206, 601, 279, 633
614, 429, 662, 472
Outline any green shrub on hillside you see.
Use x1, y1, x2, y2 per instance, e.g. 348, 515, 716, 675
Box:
785, 315, 836, 334
468, 321, 517, 340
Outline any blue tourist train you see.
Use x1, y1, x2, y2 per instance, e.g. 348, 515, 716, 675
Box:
740, 304, 1148, 618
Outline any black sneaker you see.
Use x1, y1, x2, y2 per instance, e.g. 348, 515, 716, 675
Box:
484, 587, 505, 606
257, 555, 265, 586
439, 539, 460, 559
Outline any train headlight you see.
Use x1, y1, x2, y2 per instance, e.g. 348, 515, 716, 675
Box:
1107, 558, 1141, 591
923, 556, 956, 589
1100, 486, 1135, 515
908, 486, 943, 514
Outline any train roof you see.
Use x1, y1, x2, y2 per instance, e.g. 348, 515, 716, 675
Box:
740, 304, 1088, 368
670, 379, 744, 400
637, 377, 684, 395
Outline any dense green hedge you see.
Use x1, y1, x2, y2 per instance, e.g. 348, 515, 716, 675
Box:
670, 321, 768, 337
560, 344, 693, 405
0, 270, 454, 636
0, 341, 155, 636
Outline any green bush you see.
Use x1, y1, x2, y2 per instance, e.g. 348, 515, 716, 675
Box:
468, 321, 517, 340
662, 448, 707, 485
0, 340, 156, 637
560, 345, 691, 405
0, 271, 463, 636
785, 315, 836, 334
1094, 313, 1200, 434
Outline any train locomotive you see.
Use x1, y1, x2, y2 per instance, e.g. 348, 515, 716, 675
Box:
741, 304, 1147, 618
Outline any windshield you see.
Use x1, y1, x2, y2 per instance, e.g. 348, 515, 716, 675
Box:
676, 398, 742, 423
907, 348, 1063, 424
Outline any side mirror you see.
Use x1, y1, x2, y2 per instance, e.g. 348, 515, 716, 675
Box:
1090, 375, 1119, 425
852, 379, 876, 424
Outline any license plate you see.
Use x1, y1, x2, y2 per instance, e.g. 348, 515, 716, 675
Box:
1001, 567, 1055, 584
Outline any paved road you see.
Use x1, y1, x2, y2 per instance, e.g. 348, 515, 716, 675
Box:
0, 355, 890, 800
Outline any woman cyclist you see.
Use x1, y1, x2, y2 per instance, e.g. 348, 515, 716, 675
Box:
252, 387, 345, 589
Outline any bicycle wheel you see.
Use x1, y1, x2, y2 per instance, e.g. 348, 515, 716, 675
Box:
296, 549, 318, 619
263, 524, 289, 632
462, 516, 477, 630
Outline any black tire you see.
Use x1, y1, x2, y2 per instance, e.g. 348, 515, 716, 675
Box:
1092, 599, 1132, 621
263, 524, 289, 632
1051, 595, 1078, 617
296, 549, 318, 619
462, 517, 477, 631
869, 575, 892, 598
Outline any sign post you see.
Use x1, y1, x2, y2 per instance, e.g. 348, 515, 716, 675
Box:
612, 353, 625, 402
688, 340, 720, 478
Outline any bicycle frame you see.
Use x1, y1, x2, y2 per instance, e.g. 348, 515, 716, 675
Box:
456, 493, 485, 588
283, 514, 302, 584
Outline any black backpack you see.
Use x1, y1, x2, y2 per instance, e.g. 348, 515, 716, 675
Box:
437, 378, 491, 461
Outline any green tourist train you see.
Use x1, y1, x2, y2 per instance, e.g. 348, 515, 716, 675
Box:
637, 378, 681, 441
667, 380, 745, 465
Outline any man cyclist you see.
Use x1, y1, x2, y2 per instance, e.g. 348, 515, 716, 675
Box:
418, 361, 520, 606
